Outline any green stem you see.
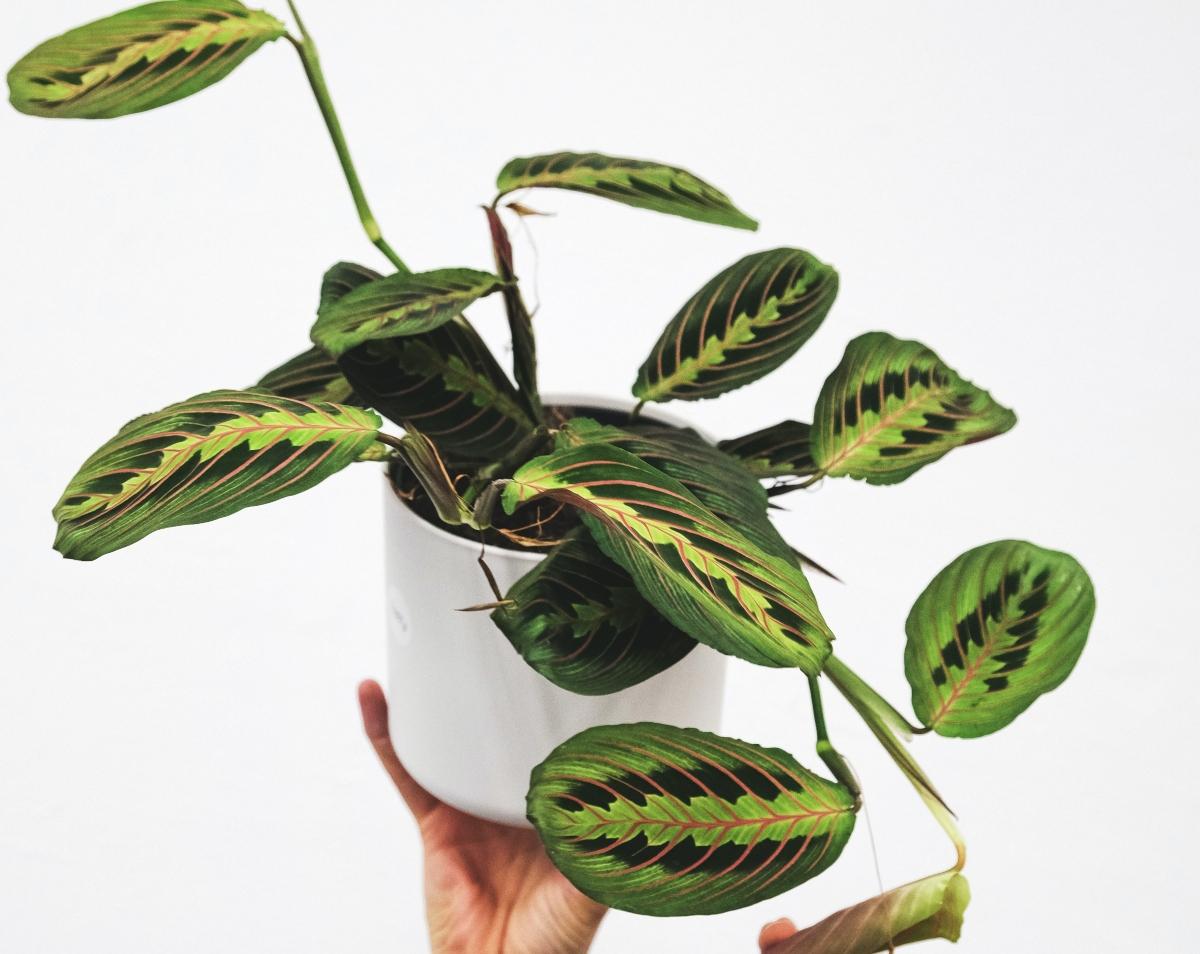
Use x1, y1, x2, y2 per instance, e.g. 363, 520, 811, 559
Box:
286, 3, 408, 274
808, 675, 861, 811
824, 655, 925, 740
825, 655, 966, 869
462, 425, 551, 507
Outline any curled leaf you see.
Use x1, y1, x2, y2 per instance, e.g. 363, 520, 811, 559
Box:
766, 870, 970, 953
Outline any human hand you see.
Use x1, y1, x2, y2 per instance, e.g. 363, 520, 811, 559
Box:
758, 917, 798, 951
358, 680, 608, 954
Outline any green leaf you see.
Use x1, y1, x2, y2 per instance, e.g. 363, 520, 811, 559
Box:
316, 261, 533, 461
811, 332, 1016, 485
256, 346, 357, 404
527, 722, 856, 916
634, 249, 838, 404
311, 267, 507, 358
493, 531, 697, 695
502, 440, 834, 672
767, 871, 970, 953
54, 389, 381, 560
561, 418, 792, 559
339, 320, 534, 462
719, 421, 816, 479
904, 539, 1095, 738
496, 152, 757, 230
8, 1, 284, 120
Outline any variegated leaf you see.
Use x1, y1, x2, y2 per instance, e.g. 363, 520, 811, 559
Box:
319, 260, 383, 311
502, 441, 834, 672
8, 1, 284, 119
339, 320, 534, 462
812, 332, 1016, 485
561, 418, 792, 558
493, 531, 697, 695
634, 249, 838, 404
54, 390, 381, 560
719, 421, 816, 479
527, 722, 856, 916
311, 267, 507, 357
767, 871, 970, 953
496, 152, 757, 230
316, 261, 533, 461
256, 346, 356, 404
905, 540, 1095, 738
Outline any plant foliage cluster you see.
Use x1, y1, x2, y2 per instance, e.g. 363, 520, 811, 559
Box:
10, 3, 1096, 947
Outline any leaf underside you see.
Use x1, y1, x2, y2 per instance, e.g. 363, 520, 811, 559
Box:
317, 262, 533, 462
493, 531, 697, 695
502, 438, 833, 672
53, 389, 380, 560
767, 870, 970, 953
496, 151, 758, 230
8, 1, 284, 119
311, 266, 506, 358
527, 722, 856, 916
634, 249, 838, 404
256, 346, 357, 404
719, 420, 816, 479
905, 539, 1095, 738
812, 332, 1016, 485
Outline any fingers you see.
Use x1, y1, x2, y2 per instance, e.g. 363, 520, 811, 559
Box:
758, 917, 797, 952
358, 679, 440, 821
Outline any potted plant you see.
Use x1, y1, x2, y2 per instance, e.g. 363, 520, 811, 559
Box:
9, 2, 1096, 948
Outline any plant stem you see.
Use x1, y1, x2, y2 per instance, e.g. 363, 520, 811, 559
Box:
824, 655, 925, 739
825, 655, 966, 869
484, 206, 542, 420
808, 675, 861, 811
286, 3, 408, 274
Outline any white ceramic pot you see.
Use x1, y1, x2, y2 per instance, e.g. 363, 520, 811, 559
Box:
383, 394, 728, 827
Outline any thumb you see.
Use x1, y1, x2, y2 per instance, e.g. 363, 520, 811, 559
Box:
758, 917, 797, 952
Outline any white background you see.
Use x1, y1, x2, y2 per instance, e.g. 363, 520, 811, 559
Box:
1, 1, 1196, 951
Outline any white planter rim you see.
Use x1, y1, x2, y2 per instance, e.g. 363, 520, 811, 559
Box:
385, 390, 704, 564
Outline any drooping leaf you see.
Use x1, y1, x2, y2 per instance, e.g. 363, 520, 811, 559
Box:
527, 722, 856, 916
767, 870, 970, 953
904, 539, 1095, 738
496, 152, 757, 230
392, 427, 474, 527
561, 418, 792, 558
634, 249, 838, 404
311, 267, 507, 358
8, 1, 284, 120
719, 421, 816, 479
256, 346, 357, 404
53, 390, 381, 560
317, 261, 534, 461
493, 531, 697, 695
811, 332, 1016, 485
502, 440, 834, 672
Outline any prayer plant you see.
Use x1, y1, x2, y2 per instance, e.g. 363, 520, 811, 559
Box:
11, 3, 1096, 949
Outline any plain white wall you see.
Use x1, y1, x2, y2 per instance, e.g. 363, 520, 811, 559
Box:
1, 1, 1196, 951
